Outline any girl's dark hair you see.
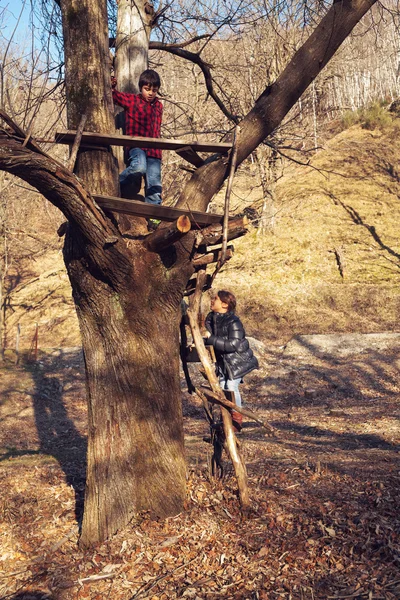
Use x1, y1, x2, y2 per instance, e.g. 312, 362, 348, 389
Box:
139, 69, 161, 90
218, 290, 236, 313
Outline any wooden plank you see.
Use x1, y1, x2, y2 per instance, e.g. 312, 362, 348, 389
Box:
93, 194, 223, 227
175, 146, 205, 168
55, 130, 232, 153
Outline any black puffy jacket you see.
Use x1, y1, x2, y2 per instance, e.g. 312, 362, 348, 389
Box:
205, 311, 259, 380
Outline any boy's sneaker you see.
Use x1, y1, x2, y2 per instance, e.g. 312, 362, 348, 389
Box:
147, 218, 161, 230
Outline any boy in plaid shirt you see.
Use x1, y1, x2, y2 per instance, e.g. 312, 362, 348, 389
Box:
112, 70, 163, 206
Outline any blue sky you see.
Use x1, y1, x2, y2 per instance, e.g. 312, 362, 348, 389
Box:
1, 0, 61, 72
1, 1, 32, 42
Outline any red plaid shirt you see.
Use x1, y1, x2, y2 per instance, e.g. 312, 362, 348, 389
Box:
112, 89, 163, 159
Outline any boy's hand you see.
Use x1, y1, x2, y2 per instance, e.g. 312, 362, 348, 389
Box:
111, 76, 117, 89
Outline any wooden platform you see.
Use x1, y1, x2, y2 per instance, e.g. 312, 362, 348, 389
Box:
55, 131, 232, 154
93, 194, 224, 227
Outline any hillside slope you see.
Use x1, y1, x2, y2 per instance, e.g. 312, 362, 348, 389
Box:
216, 121, 400, 340
4, 119, 400, 348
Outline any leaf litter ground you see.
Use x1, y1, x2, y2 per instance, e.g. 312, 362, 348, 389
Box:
0, 342, 399, 600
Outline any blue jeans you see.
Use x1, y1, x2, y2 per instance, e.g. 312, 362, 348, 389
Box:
220, 377, 242, 407
120, 148, 162, 205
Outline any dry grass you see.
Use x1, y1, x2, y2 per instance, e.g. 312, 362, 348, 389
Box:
215, 121, 400, 341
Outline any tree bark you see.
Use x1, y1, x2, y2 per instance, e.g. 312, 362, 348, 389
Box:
60, 0, 119, 194
0, 121, 191, 545
57, 0, 190, 547
115, 0, 153, 93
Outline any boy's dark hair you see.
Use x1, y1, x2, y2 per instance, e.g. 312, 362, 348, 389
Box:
139, 69, 161, 90
218, 290, 236, 313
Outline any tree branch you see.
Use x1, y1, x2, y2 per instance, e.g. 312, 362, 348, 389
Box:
151, 34, 211, 49
149, 41, 239, 124
195, 215, 248, 247
175, 0, 378, 213
0, 113, 125, 269
144, 215, 191, 252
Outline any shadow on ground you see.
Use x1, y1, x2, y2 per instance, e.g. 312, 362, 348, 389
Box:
1, 348, 87, 522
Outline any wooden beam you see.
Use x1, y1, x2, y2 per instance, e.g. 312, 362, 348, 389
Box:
55, 131, 232, 153
192, 246, 234, 267
93, 194, 223, 227
196, 215, 248, 245
175, 146, 205, 168
200, 387, 276, 433
184, 273, 212, 295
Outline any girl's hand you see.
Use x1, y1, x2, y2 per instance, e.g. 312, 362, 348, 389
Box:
204, 331, 211, 338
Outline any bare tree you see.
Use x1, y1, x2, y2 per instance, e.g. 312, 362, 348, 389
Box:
0, 0, 378, 547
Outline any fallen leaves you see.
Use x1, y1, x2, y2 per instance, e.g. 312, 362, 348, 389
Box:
1, 350, 400, 599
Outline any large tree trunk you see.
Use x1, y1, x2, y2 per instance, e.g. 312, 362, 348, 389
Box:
66, 236, 188, 545
115, 0, 153, 93
59, 0, 189, 547
0, 127, 190, 546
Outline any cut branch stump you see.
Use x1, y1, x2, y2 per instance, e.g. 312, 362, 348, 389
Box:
145, 215, 191, 252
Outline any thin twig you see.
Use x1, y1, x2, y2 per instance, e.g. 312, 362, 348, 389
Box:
78, 573, 116, 585
130, 557, 197, 599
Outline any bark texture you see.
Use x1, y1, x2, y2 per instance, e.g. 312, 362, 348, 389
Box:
115, 0, 153, 93
58, 0, 190, 547
60, 0, 119, 194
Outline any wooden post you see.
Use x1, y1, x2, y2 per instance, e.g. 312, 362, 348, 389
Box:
187, 270, 250, 508
28, 323, 39, 363
219, 126, 239, 267
67, 114, 87, 172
